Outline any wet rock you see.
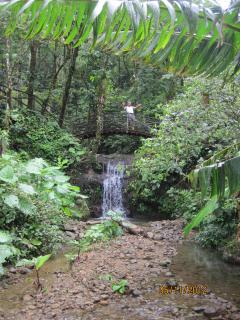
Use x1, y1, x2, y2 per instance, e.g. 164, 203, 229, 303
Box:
159, 259, 171, 267
154, 235, 164, 241
231, 306, 239, 312
165, 279, 178, 288
117, 272, 127, 279
230, 314, 240, 320
203, 306, 222, 318
147, 232, 154, 239
9, 267, 17, 274
50, 303, 62, 309
18, 267, 31, 274
143, 255, 153, 260
121, 305, 130, 309
192, 306, 206, 313
22, 294, 32, 302
171, 307, 179, 315
70, 289, 80, 295
130, 259, 137, 264
132, 289, 141, 297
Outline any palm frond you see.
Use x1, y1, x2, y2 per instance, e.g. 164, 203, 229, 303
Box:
183, 195, 219, 237
0, 0, 239, 75
189, 155, 240, 200
185, 144, 240, 236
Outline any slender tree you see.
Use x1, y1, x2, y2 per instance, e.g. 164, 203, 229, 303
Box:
27, 40, 37, 109
4, 38, 12, 129
93, 75, 107, 154
42, 43, 70, 114
59, 46, 79, 127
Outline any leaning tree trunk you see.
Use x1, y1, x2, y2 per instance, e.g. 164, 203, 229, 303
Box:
27, 41, 38, 109
58, 46, 79, 128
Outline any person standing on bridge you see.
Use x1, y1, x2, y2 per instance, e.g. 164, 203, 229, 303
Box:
122, 101, 141, 131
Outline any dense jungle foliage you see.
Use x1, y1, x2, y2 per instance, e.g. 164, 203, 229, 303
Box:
0, 0, 240, 274
129, 77, 240, 253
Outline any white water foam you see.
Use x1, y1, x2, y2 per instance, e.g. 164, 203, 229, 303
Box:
102, 161, 125, 217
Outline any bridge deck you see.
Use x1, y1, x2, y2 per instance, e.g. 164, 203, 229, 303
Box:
72, 111, 158, 139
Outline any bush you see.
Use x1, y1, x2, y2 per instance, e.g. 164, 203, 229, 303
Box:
82, 220, 123, 246
9, 108, 86, 169
0, 152, 87, 271
196, 200, 238, 248
158, 187, 202, 220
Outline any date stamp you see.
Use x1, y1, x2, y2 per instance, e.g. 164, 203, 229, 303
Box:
159, 284, 208, 295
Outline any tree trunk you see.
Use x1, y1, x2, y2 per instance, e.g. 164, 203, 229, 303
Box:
27, 41, 38, 109
58, 46, 79, 128
4, 38, 13, 130
236, 193, 240, 242
41, 44, 70, 114
92, 77, 107, 154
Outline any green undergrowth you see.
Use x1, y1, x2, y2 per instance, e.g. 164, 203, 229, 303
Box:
9, 109, 86, 169
66, 215, 123, 264
0, 152, 88, 276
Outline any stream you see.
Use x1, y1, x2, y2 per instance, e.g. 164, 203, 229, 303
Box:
171, 241, 240, 307
0, 160, 239, 319
0, 235, 239, 318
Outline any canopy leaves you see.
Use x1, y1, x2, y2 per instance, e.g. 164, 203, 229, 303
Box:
0, 0, 240, 75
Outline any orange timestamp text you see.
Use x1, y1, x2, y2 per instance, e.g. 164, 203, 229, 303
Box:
159, 284, 208, 295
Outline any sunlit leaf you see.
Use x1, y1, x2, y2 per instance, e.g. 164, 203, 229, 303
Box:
35, 254, 51, 270
0, 165, 17, 184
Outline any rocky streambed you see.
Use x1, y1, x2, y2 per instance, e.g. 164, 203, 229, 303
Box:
0, 219, 240, 320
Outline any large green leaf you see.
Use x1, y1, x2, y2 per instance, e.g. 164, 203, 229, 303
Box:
0, 244, 18, 263
25, 158, 46, 174
224, 156, 240, 195
18, 197, 36, 215
189, 155, 240, 200
183, 195, 219, 237
35, 254, 51, 270
0, 230, 12, 244
16, 253, 51, 270
0, 165, 17, 184
4, 194, 19, 208
19, 183, 36, 195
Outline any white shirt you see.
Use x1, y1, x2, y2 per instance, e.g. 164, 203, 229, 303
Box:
125, 106, 134, 114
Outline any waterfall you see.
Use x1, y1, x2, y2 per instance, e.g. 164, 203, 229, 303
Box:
102, 161, 125, 217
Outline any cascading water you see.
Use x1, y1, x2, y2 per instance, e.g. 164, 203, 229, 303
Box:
102, 161, 125, 217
